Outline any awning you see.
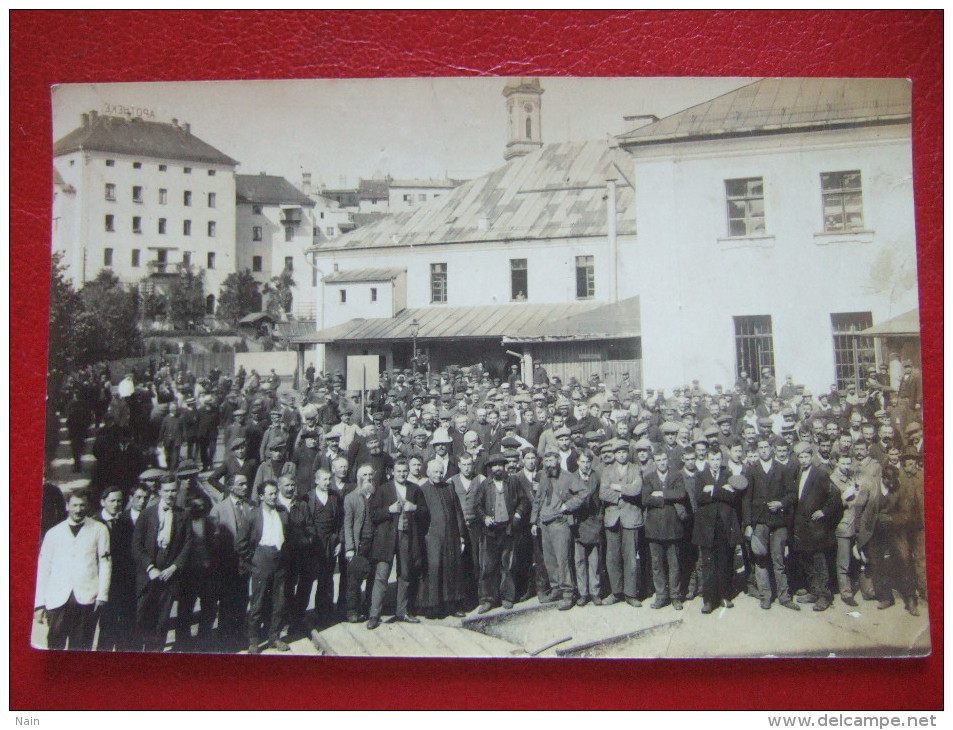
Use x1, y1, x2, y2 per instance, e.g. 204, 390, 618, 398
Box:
859, 308, 920, 337
296, 298, 640, 346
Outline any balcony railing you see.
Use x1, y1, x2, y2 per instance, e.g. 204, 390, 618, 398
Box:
146, 261, 176, 276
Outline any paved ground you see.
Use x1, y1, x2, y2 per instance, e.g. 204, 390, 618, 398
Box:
37, 417, 931, 659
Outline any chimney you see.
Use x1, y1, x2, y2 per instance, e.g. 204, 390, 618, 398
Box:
81, 113, 89, 127
89, 110, 98, 122
171, 117, 178, 128
302, 172, 312, 195
606, 176, 618, 304
182, 122, 190, 135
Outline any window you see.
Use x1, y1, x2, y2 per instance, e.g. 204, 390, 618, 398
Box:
132, 216, 142, 234
103, 248, 113, 266
430, 263, 447, 304
252, 205, 263, 215
105, 183, 116, 201
339, 289, 347, 303
207, 252, 216, 269
205, 294, 216, 315
184, 167, 192, 174
208, 192, 216, 208
253, 226, 263, 241
207, 221, 216, 237
734, 315, 774, 379
133, 161, 142, 169
158, 218, 167, 234
370, 288, 377, 302
284, 226, 294, 242
831, 312, 875, 390
510, 258, 528, 301
158, 164, 167, 172
725, 177, 765, 237
104, 214, 114, 232
105, 159, 115, 167
159, 188, 167, 204
131, 249, 140, 267
419, 193, 427, 202
132, 186, 143, 203
184, 190, 192, 206
284, 256, 294, 272
326, 227, 334, 236
526, 116, 532, 139
208, 169, 216, 177
821, 170, 864, 232
183, 220, 191, 236
403, 194, 412, 203
575, 255, 595, 299
182, 251, 191, 267
252, 256, 262, 272
319, 211, 325, 219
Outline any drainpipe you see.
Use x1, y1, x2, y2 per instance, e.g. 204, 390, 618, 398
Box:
606, 176, 618, 304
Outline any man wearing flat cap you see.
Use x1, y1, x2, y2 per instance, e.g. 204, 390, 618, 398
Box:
600, 438, 645, 607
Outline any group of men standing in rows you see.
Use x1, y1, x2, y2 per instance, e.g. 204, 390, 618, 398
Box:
36, 358, 926, 653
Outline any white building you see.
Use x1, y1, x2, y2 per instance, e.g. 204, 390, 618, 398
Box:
299, 78, 917, 392
234, 173, 317, 319
52, 111, 239, 307
388, 178, 460, 210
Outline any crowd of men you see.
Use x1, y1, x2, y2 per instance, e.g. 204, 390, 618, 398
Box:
35, 355, 927, 654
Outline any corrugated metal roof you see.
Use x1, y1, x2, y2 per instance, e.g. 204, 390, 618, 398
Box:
301, 301, 609, 344
236, 174, 315, 207
860, 308, 920, 337
53, 114, 239, 166
617, 78, 911, 146
314, 140, 636, 252
503, 296, 640, 342
323, 267, 405, 284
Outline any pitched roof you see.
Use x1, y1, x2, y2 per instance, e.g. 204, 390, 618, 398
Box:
299, 301, 609, 344
236, 174, 315, 207
315, 140, 635, 251
323, 267, 405, 284
358, 178, 390, 200
617, 78, 911, 147
389, 177, 461, 189
860, 308, 920, 337
53, 113, 238, 166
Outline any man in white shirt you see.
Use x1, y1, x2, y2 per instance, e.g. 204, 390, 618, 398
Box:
35, 489, 111, 650
243, 480, 290, 654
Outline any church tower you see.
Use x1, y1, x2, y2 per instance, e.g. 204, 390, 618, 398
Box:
503, 78, 544, 161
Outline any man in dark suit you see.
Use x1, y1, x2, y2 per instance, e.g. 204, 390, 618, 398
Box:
342, 465, 377, 622
293, 469, 343, 631
207, 436, 257, 495
208, 473, 254, 649
513, 448, 548, 601
790, 443, 843, 612
643, 452, 689, 610
450, 453, 486, 609
132, 475, 192, 652
743, 437, 799, 611
476, 453, 530, 613
91, 485, 137, 651
366, 459, 426, 628
240, 480, 291, 653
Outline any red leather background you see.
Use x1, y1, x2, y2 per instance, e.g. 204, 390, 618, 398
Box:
10, 10, 942, 710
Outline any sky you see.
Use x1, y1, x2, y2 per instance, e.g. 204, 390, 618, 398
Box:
52, 77, 752, 187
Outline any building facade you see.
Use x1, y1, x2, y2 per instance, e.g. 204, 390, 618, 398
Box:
52, 112, 239, 302
304, 78, 918, 393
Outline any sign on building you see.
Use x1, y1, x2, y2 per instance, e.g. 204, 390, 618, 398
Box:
346, 355, 380, 392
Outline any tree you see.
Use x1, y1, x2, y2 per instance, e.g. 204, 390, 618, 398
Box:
217, 269, 263, 325
263, 268, 295, 319
46, 251, 81, 393
167, 264, 207, 330
73, 269, 143, 365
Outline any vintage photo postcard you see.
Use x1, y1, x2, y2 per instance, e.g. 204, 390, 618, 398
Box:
36, 76, 927, 659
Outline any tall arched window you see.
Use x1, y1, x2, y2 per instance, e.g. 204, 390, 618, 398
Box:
525, 116, 532, 139
205, 294, 215, 315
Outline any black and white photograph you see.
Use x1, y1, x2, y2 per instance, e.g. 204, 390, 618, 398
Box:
36, 76, 928, 659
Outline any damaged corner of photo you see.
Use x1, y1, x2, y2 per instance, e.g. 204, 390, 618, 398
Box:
37, 76, 929, 659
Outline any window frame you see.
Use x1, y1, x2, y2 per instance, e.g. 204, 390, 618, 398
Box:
183, 219, 192, 236
105, 183, 116, 201
821, 170, 865, 233
252, 225, 263, 242
208, 192, 216, 208
207, 252, 216, 270
575, 255, 595, 300
159, 188, 168, 205
252, 255, 263, 273
132, 216, 142, 234
510, 258, 528, 301
132, 185, 143, 203
725, 177, 766, 238
183, 190, 192, 207
103, 248, 113, 267
158, 218, 167, 235
131, 249, 140, 268
430, 262, 448, 304
207, 221, 216, 237
104, 214, 115, 233
733, 315, 775, 379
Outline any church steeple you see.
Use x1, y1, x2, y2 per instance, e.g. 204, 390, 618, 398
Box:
503, 78, 544, 161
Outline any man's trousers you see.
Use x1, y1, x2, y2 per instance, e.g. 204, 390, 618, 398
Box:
605, 523, 641, 599
541, 520, 574, 599
649, 540, 682, 603
573, 540, 601, 599
753, 526, 791, 604
369, 532, 416, 619
46, 593, 97, 650
480, 525, 515, 605
247, 546, 287, 644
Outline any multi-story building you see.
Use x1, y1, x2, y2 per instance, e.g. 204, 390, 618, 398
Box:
235, 173, 318, 320
52, 112, 239, 310
300, 78, 918, 393
388, 178, 460, 209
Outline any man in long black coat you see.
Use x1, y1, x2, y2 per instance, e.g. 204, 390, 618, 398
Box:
416, 460, 468, 619
366, 459, 427, 628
